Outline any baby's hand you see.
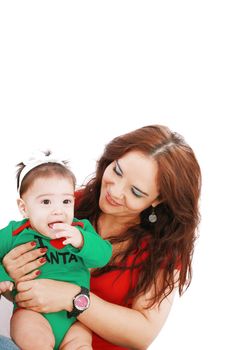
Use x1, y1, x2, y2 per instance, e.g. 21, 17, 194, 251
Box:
0, 281, 14, 293
51, 223, 84, 249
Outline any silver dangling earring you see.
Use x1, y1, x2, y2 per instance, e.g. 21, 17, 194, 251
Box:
149, 206, 157, 223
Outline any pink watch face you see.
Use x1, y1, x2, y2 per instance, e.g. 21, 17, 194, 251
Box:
74, 294, 90, 311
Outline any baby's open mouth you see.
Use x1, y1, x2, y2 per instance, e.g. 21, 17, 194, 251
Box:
48, 221, 63, 229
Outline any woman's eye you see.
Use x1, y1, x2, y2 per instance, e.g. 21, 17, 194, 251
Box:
113, 165, 122, 176
42, 199, 51, 205
131, 188, 143, 198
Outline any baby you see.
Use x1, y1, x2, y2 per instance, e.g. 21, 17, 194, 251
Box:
0, 151, 112, 350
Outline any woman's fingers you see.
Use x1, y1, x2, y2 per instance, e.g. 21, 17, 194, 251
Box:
15, 288, 31, 302
18, 254, 46, 274
4, 245, 47, 268
2, 242, 47, 282
3, 242, 37, 260
11, 255, 46, 282
15, 279, 80, 313
16, 259, 46, 282
18, 270, 42, 282
15, 281, 41, 309
16, 298, 39, 309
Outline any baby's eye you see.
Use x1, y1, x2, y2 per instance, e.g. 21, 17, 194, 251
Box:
63, 199, 72, 204
131, 188, 143, 198
42, 199, 51, 205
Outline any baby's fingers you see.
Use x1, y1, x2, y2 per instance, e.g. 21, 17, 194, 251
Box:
8, 281, 14, 291
0, 281, 14, 293
55, 231, 73, 239
62, 238, 72, 245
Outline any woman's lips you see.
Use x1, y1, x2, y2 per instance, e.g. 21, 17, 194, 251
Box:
105, 192, 121, 206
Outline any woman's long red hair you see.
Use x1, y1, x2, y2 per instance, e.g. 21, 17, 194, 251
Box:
75, 125, 201, 307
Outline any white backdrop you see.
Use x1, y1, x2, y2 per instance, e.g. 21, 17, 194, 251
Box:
0, 1, 232, 349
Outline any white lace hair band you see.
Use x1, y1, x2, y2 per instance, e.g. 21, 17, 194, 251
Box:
18, 151, 66, 192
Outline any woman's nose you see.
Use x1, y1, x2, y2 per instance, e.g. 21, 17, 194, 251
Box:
110, 182, 125, 201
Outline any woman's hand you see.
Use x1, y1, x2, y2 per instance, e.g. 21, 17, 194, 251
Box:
2, 242, 47, 283
15, 279, 80, 313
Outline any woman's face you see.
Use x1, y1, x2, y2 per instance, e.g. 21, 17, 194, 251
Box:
99, 150, 160, 219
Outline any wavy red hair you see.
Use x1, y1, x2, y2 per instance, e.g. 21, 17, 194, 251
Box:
75, 125, 201, 306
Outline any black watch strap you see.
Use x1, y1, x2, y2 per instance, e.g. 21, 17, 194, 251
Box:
67, 286, 90, 319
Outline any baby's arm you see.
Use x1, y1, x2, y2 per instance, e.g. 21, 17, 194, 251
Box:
54, 220, 112, 268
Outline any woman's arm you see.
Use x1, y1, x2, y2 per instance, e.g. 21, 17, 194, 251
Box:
4, 243, 177, 349
14, 277, 177, 350
80, 286, 176, 349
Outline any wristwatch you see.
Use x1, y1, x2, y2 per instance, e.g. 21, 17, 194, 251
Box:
67, 286, 90, 318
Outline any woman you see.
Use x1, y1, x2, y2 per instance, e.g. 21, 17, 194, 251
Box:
1, 125, 201, 350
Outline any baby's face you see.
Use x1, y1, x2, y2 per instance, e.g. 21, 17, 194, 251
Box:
19, 175, 75, 238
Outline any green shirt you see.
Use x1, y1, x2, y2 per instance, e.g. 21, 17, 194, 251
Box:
0, 218, 112, 288
0, 218, 112, 348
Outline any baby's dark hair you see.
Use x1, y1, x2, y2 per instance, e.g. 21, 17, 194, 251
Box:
16, 150, 76, 197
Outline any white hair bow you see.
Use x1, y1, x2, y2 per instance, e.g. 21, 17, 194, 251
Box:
18, 150, 66, 192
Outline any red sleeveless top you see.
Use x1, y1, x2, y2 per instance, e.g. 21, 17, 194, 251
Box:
75, 191, 180, 350
75, 190, 145, 349
90, 249, 146, 350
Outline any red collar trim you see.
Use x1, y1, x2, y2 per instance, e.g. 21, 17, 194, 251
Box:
72, 221, 84, 228
12, 220, 31, 236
